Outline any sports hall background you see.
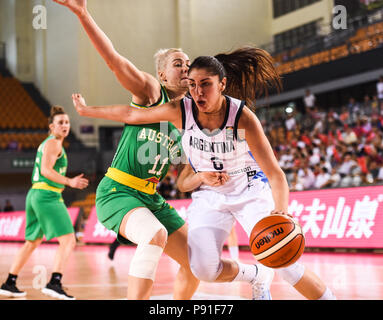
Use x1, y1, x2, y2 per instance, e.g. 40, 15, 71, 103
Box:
1, 0, 383, 300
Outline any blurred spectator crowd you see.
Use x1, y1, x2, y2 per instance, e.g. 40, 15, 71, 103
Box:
268, 93, 383, 192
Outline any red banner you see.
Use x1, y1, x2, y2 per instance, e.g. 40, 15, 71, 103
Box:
82, 206, 117, 243
288, 186, 383, 248
66, 186, 383, 249
0, 207, 80, 242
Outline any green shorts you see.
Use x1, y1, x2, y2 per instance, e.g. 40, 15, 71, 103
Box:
96, 176, 185, 244
25, 188, 74, 241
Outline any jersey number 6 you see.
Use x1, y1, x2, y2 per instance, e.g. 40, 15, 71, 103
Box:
211, 156, 224, 171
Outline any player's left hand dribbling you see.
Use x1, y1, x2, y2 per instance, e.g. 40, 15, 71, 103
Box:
270, 210, 293, 218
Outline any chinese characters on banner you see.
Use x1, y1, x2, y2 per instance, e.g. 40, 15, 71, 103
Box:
287, 186, 383, 248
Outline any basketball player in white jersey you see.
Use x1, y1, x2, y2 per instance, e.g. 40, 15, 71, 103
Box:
72, 46, 336, 300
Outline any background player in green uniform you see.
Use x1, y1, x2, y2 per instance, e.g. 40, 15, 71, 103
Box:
0, 106, 89, 300
54, 0, 199, 300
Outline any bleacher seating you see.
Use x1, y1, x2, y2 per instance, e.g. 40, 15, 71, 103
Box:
71, 192, 96, 220
274, 21, 383, 75
0, 73, 73, 150
0, 75, 47, 130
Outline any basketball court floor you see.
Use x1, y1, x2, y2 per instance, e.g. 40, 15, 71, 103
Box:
0, 242, 382, 300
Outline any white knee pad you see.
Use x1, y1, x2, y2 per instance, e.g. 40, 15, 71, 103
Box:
129, 243, 164, 281
124, 207, 168, 244
124, 208, 168, 281
275, 262, 305, 286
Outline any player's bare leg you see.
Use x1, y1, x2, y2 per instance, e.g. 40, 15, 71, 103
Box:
164, 224, 200, 299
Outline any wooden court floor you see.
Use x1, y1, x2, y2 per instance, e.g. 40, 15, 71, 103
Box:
1, 242, 382, 300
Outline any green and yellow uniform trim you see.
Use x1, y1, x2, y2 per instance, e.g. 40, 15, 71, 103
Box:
32, 182, 64, 193
105, 167, 157, 195
130, 85, 170, 109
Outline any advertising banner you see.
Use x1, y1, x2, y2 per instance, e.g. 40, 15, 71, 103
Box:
288, 186, 383, 248
82, 206, 117, 243
0, 207, 80, 242
6, 186, 380, 249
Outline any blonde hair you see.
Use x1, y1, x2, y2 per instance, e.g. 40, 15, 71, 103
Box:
153, 48, 184, 77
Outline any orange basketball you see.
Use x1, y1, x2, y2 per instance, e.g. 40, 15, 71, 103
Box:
250, 214, 305, 268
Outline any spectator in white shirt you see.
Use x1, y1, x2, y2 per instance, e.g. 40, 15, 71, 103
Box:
303, 89, 316, 114
330, 167, 341, 188
298, 166, 316, 190
377, 76, 383, 104
319, 156, 332, 173
285, 113, 297, 132
308, 149, 320, 166
289, 172, 304, 191
314, 167, 331, 189
278, 148, 294, 172
321, 167, 341, 188
376, 166, 383, 183
338, 153, 358, 177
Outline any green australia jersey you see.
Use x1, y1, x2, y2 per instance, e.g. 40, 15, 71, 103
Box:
110, 85, 182, 184
31, 135, 68, 189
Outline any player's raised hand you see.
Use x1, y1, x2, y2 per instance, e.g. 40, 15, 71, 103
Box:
71, 93, 87, 116
52, 0, 87, 16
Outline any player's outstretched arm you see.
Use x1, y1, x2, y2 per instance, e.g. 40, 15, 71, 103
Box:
71, 93, 183, 129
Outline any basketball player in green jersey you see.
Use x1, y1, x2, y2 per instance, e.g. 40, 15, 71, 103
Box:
0, 106, 89, 300
54, 0, 199, 299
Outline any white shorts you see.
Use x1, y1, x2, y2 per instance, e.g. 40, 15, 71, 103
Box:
187, 182, 274, 236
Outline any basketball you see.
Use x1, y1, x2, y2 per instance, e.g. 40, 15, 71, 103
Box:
250, 214, 305, 268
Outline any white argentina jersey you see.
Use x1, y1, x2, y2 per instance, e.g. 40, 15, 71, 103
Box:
180, 95, 269, 195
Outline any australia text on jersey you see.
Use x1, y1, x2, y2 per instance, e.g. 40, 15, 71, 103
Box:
135, 122, 182, 165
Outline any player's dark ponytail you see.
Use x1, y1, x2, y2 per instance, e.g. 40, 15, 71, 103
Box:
189, 46, 282, 108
